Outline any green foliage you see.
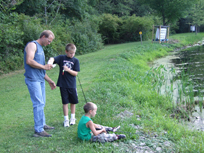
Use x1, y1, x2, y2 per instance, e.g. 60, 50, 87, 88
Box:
121, 15, 154, 42
99, 14, 153, 44
70, 18, 103, 55
140, 0, 199, 25
44, 19, 73, 59
0, 0, 23, 14
88, 0, 133, 16
0, 12, 24, 73
187, 0, 204, 34
88, 0, 152, 17
17, 14, 43, 44
99, 13, 122, 44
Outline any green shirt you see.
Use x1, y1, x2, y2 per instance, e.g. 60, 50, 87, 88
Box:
77, 115, 92, 140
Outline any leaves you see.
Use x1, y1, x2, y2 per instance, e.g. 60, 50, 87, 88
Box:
140, 0, 199, 25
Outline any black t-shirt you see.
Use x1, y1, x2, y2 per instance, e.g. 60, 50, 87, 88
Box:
54, 55, 80, 88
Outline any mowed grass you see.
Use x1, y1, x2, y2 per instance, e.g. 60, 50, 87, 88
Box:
1, 33, 204, 152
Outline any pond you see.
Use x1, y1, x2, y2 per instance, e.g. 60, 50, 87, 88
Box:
152, 44, 204, 131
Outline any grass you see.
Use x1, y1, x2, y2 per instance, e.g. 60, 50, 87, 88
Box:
1, 32, 204, 152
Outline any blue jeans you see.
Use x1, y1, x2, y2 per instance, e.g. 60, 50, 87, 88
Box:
25, 78, 46, 132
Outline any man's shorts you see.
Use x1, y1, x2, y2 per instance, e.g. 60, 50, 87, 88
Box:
60, 87, 79, 104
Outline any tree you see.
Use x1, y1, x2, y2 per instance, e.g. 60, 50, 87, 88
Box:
129, 0, 152, 17
88, 0, 134, 16
0, 0, 23, 14
140, 0, 198, 25
189, 0, 204, 34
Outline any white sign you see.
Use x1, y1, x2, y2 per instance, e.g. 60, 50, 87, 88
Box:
156, 28, 167, 40
190, 26, 195, 31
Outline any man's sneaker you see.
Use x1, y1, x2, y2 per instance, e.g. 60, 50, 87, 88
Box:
70, 118, 76, 125
33, 131, 52, 137
64, 120, 69, 127
113, 126, 120, 132
117, 134, 126, 139
44, 125, 55, 130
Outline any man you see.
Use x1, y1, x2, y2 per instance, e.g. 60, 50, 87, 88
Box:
24, 30, 56, 137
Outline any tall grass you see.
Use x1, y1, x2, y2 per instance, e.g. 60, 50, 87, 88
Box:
1, 33, 204, 152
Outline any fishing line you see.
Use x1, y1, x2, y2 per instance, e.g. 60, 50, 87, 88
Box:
77, 75, 87, 103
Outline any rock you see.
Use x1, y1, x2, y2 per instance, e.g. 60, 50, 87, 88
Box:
156, 147, 162, 152
164, 141, 171, 146
140, 142, 146, 146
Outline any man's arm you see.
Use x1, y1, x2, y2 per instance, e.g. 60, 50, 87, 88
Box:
25, 42, 53, 70
44, 74, 56, 90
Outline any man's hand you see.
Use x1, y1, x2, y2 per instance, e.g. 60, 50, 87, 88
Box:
44, 64, 53, 70
48, 80, 56, 90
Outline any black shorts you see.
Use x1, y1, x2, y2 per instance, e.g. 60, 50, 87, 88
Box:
60, 88, 79, 104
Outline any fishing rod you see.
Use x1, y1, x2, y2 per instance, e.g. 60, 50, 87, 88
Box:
77, 75, 87, 103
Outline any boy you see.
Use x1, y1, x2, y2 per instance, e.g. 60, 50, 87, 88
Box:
48, 43, 80, 127
77, 102, 126, 143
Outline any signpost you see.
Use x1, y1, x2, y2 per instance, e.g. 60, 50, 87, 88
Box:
139, 31, 142, 45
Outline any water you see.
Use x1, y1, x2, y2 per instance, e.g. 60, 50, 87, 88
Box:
152, 45, 204, 131
171, 45, 204, 95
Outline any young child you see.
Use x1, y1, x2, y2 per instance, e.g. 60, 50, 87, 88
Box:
48, 43, 80, 127
77, 102, 126, 143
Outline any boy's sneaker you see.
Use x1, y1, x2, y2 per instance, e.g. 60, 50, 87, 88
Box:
70, 118, 76, 125
33, 131, 52, 137
44, 125, 55, 130
117, 134, 126, 139
64, 120, 69, 127
113, 126, 120, 132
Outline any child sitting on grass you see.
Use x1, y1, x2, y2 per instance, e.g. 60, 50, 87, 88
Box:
77, 102, 126, 143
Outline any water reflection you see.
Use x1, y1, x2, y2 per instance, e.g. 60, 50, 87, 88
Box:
171, 45, 204, 94
153, 45, 204, 131
170, 45, 204, 131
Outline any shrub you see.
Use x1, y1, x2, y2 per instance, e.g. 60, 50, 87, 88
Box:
98, 14, 153, 44
120, 15, 153, 42
44, 19, 73, 60
70, 17, 103, 55
18, 14, 43, 45
98, 13, 123, 44
0, 13, 24, 73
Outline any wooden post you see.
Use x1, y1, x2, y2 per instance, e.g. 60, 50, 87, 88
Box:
167, 25, 170, 43
159, 25, 161, 44
139, 31, 143, 45
152, 24, 154, 43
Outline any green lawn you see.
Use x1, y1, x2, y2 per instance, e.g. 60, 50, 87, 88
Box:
1, 33, 204, 153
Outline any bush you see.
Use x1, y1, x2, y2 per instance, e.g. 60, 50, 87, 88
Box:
99, 14, 123, 44
120, 15, 153, 42
18, 14, 43, 45
0, 13, 24, 74
43, 19, 73, 60
70, 17, 103, 55
98, 14, 154, 44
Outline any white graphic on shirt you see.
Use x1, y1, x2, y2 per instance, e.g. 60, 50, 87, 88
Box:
63, 61, 73, 70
